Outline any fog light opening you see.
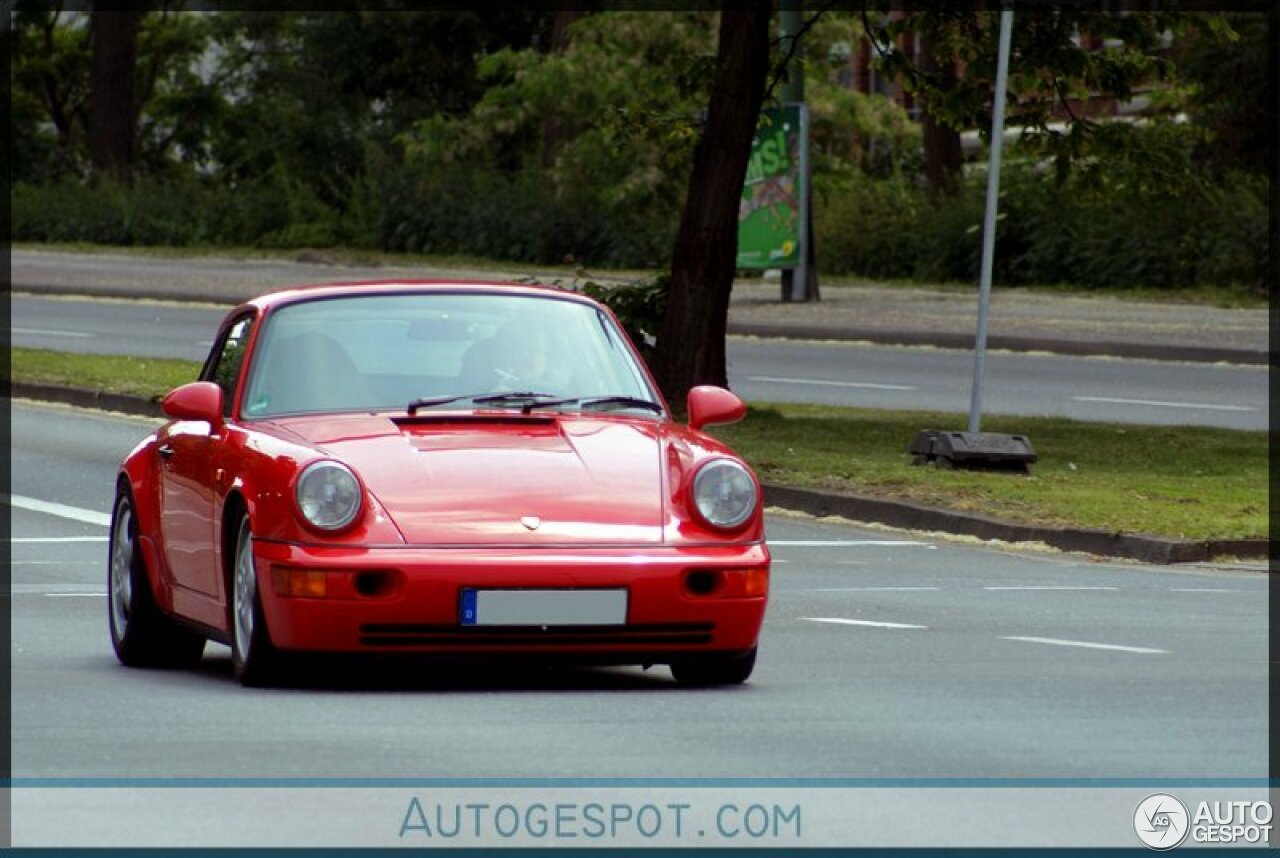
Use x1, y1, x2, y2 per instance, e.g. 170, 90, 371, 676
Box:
684, 570, 723, 597
354, 570, 397, 598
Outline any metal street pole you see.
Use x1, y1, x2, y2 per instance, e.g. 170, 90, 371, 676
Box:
778, 2, 817, 303
967, 8, 1013, 434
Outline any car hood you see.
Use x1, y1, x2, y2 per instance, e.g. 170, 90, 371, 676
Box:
273, 413, 665, 545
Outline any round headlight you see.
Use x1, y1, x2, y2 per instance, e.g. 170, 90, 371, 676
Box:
295, 461, 362, 531
691, 459, 757, 530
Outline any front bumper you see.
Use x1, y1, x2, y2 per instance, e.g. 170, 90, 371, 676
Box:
252, 540, 769, 660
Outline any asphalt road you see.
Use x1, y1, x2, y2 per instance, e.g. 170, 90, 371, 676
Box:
12, 294, 1268, 430
9, 401, 1269, 782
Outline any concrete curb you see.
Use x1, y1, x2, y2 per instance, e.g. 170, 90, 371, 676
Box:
728, 322, 1269, 366
764, 484, 1269, 565
10, 381, 166, 418
9, 383, 1268, 565
15, 282, 1267, 366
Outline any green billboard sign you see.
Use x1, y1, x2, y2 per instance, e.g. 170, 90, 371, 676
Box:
737, 104, 808, 270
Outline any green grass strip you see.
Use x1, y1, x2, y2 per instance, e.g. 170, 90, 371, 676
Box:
12, 347, 201, 400
710, 403, 1267, 541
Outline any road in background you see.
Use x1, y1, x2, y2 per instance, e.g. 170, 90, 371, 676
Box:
12, 295, 1267, 430
9, 401, 1268, 779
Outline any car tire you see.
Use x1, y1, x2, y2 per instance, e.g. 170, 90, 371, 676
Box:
670, 647, 757, 687
108, 487, 206, 668
230, 513, 283, 687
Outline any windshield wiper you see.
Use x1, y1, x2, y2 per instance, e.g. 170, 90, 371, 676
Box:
408, 392, 663, 417
407, 391, 567, 416
519, 395, 664, 415
577, 396, 664, 414
407, 392, 487, 415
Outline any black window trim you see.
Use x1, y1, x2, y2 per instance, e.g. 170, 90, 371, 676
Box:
200, 310, 258, 416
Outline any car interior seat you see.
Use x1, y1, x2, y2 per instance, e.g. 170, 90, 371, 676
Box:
248, 331, 366, 415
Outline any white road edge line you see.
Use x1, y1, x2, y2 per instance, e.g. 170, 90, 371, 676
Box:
1071, 396, 1255, 413
771, 540, 936, 548
804, 587, 940, 592
5, 495, 111, 527
749, 376, 916, 391
802, 617, 928, 630
984, 586, 1118, 591
11, 327, 94, 338
11, 537, 109, 543
43, 593, 107, 598
1001, 636, 1168, 655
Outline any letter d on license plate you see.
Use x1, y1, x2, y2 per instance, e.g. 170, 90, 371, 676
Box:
460, 589, 627, 626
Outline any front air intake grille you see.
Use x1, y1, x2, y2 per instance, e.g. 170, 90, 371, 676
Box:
359, 622, 715, 648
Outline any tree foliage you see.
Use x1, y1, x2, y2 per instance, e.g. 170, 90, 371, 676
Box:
8, 7, 1267, 307
861, 9, 1221, 182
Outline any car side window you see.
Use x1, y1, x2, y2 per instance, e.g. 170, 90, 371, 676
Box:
205, 314, 255, 416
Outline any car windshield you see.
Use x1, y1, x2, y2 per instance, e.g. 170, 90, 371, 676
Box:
240, 291, 660, 418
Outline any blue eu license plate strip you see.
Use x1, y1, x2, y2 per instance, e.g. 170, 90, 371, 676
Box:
460, 589, 479, 625
460, 589, 627, 626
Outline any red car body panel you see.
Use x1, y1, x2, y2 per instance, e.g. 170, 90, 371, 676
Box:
119, 281, 769, 661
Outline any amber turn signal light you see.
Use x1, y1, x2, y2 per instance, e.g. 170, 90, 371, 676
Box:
271, 566, 328, 598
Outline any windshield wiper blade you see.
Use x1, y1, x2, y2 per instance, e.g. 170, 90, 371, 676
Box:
471, 390, 559, 404
408, 392, 662, 417
577, 396, 664, 413
406, 392, 489, 414
521, 395, 664, 415
474, 391, 572, 415
406, 391, 556, 415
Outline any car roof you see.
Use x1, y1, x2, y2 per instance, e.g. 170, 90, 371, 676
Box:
241, 280, 598, 314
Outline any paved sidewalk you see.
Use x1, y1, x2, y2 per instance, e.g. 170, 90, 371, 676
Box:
10, 248, 1269, 363
729, 280, 1268, 363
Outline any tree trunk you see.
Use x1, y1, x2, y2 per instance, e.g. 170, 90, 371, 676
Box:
541, 9, 588, 169
89, 8, 144, 182
919, 28, 963, 198
652, 6, 772, 411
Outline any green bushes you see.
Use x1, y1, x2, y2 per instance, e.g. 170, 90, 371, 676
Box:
12, 161, 678, 269
13, 145, 1266, 293
365, 160, 675, 268
12, 176, 295, 247
813, 161, 1268, 292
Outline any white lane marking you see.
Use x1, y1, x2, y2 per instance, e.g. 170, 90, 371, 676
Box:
10, 327, 93, 338
5, 495, 111, 527
984, 586, 1118, 591
750, 376, 916, 391
11, 537, 108, 543
1001, 636, 1168, 655
1072, 396, 1255, 413
43, 593, 106, 598
802, 617, 928, 630
11, 560, 99, 565
1169, 588, 1241, 593
771, 540, 935, 548
804, 586, 939, 592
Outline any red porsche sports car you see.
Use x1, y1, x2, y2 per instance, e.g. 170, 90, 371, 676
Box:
109, 282, 769, 686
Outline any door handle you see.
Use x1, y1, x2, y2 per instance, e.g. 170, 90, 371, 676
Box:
158, 444, 175, 460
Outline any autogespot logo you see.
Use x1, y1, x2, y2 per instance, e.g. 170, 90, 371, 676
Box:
1135, 794, 1190, 850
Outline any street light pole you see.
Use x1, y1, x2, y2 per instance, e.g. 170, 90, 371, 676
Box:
779, 2, 818, 303
967, 8, 1014, 434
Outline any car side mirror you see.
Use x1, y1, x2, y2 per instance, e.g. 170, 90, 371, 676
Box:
687, 385, 746, 431
162, 381, 225, 428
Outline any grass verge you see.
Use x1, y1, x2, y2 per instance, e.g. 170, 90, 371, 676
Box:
12, 347, 200, 400
11, 348, 1266, 541
710, 404, 1266, 541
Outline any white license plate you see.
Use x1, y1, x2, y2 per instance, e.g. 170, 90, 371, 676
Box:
460, 589, 627, 626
